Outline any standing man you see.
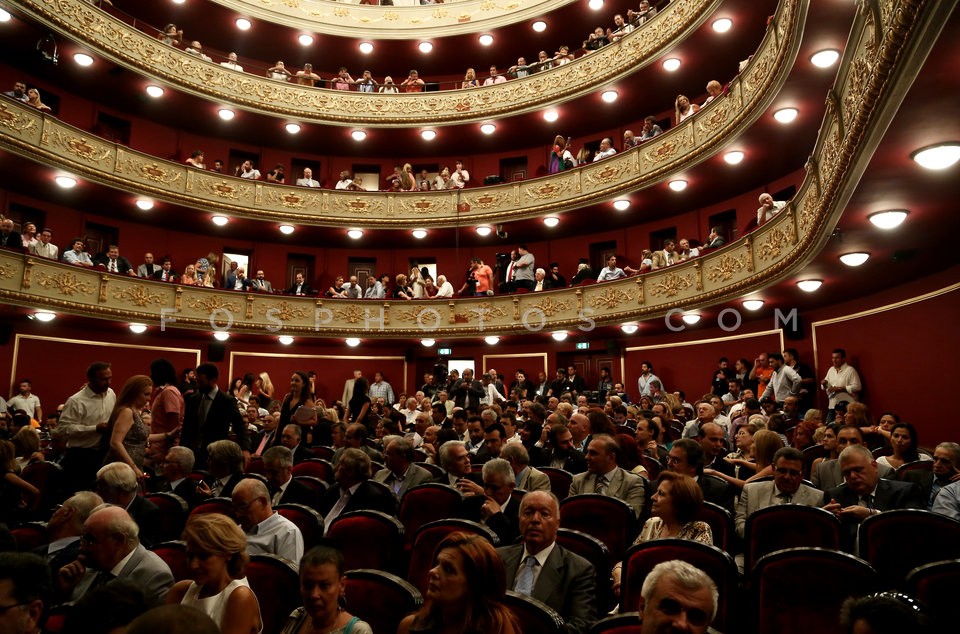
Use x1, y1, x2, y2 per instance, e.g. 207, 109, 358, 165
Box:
28, 228, 58, 260
451, 369, 484, 413
510, 245, 536, 291
368, 372, 395, 405
342, 369, 362, 409
180, 363, 248, 469
821, 348, 862, 411
761, 353, 801, 405
448, 160, 470, 189
636, 361, 661, 398
57, 362, 116, 494
8, 379, 41, 422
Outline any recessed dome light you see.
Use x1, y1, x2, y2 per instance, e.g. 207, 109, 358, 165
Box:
213, 331, 230, 341
662, 58, 681, 72
681, 313, 701, 325
73, 53, 94, 67
868, 210, 909, 230
419, 42, 433, 53
479, 34, 494, 46
668, 179, 688, 192
723, 151, 744, 165
412, 229, 428, 239
613, 199, 630, 211
543, 216, 560, 227
601, 90, 619, 103
285, 123, 301, 134
135, 199, 154, 211
543, 110, 559, 122
588, 0, 604, 10
839, 252, 869, 267
347, 229, 364, 240
0, 10, 11, 22
476, 226, 493, 237
217, 108, 235, 121
278, 335, 294, 345
55, 176, 77, 189
298, 34, 314, 47
421, 130, 437, 141
480, 123, 496, 135
172, 0, 185, 4
359, 42, 374, 54
712, 18, 733, 33
551, 332, 568, 342
484, 336, 500, 345
773, 107, 798, 123
621, 323, 639, 334
421, 338, 436, 347
742, 299, 764, 311
235, 18, 252, 31
33, 311, 56, 322
345, 338, 361, 347
810, 49, 840, 68
797, 279, 823, 292
279, 224, 295, 235
532, 21, 547, 32
145, 85, 164, 98
212, 216, 229, 226
911, 143, 960, 170
128, 323, 147, 334
351, 130, 366, 141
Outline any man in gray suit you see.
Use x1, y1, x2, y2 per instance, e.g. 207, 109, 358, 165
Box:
497, 491, 597, 634
569, 434, 646, 518
57, 506, 174, 606
502, 443, 551, 492
250, 269, 274, 292
812, 426, 893, 490
735, 447, 823, 538
374, 436, 432, 497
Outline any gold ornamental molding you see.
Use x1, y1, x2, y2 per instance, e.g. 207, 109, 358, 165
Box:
8, 0, 721, 126
0, 0, 948, 338
209, 0, 577, 39
0, 0, 803, 229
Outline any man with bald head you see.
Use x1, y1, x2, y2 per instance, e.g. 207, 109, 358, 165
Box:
699, 422, 734, 478
232, 477, 304, 563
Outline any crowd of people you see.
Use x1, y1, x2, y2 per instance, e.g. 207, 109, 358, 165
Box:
0, 339, 949, 632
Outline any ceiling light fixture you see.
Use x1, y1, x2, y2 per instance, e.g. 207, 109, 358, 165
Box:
681, 313, 701, 325
588, 0, 604, 10
480, 123, 496, 135
278, 335, 294, 345
135, 199, 154, 211
0, 10, 11, 22
543, 110, 559, 122
613, 199, 630, 211
476, 226, 493, 237
285, 123, 301, 134
479, 34, 494, 46
73, 53, 94, 67
662, 58, 681, 72
32, 311, 56, 322
532, 21, 547, 32
351, 130, 366, 141
298, 34, 314, 46
668, 179, 688, 192
412, 229, 428, 239
419, 41, 433, 53
359, 42, 374, 54
172, 0, 186, 4
235, 18, 252, 31
839, 252, 870, 267
213, 331, 230, 341
773, 107, 799, 123
543, 216, 560, 227
601, 90, 618, 103
712, 18, 733, 33
345, 338, 361, 347
279, 224, 295, 235
742, 299, 764, 311
911, 143, 960, 170
723, 150, 744, 165
347, 229, 364, 239
211, 215, 229, 226
797, 279, 823, 292
551, 332, 568, 342
55, 176, 77, 189
217, 108, 235, 121
868, 209, 909, 230
128, 323, 147, 334
621, 323, 639, 334
421, 339, 436, 347
145, 85, 165, 98
421, 130, 437, 141
810, 49, 840, 68
484, 336, 500, 345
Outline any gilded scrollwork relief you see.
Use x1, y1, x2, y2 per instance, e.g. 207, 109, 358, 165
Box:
258, 301, 310, 322
34, 270, 95, 296
705, 253, 750, 283
648, 272, 695, 298
0, 103, 38, 136
587, 289, 633, 310
757, 225, 798, 261
454, 302, 509, 323
185, 295, 241, 315
48, 131, 112, 164
112, 284, 165, 308
524, 297, 574, 318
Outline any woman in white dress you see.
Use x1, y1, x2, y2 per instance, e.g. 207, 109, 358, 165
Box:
166, 514, 262, 634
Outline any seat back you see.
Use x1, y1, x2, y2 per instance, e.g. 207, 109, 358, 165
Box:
344, 569, 423, 634
905, 559, 960, 627
801, 444, 826, 479
308, 446, 335, 461
858, 509, 960, 588
291, 458, 335, 483
504, 591, 565, 634
245, 456, 266, 475
188, 496, 233, 518
588, 612, 643, 634
327, 510, 405, 574
638, 455, 661, 481
246, 553, 301, 634
621, 539, 736, 631
11, 521, 48, 551
398, 484, 465, 546
539, 467, 574, 501
20, 460, 65, 517
696, 501, 735, 554
743, 505, 841, 573
560, 494, 636, 560
276, 503, 324, 548
291, 475, 328, 508
556, 528, 613, 613
414, 462, 444, 478
408, 519, 499, 593
752, 547, 880, 634
144, 492, 190, 542
897, 459, 933, 478
149, 540, 191, 581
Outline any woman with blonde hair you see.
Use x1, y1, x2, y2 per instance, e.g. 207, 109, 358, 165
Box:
256, 372, 274, 401
675, 94, 699, 123
180, 264, 198, 285
462, 68, 479, 88
394, 273, 414, 300
26, 88, 52, 113
102, 374, 153, 478
166, 514, 262, 634
706, 429, 782, 490
400, 163, 418, 192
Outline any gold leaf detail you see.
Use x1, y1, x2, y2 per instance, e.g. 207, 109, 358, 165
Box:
34, 271, 94, 296
185, 295, 241, 315
454, 302, 509, 323
0, 262, 16, 280
54, 131, 111, 163
587, 288, 633, 310
0, 103, 38, 134
649, 273, 694, 298
394, 305, 442, 326
757, 226, 797, 261
112, 284, 164, 307
524, 180, 570, 201
706, 253, 749, 282
586, 165, 621, 185
333, 305, 368, 324
258, 301, 309, 322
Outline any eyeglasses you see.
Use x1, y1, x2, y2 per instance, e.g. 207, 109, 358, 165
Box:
656, 598, 710, 626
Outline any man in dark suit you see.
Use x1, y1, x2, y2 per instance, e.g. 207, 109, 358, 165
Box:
497, 490, 597, 634
902, 441, 960, 509
262, 445, 317, 509
822, 444, 923, 551
33, 491, 103, 578
320, 448, 398, 533
285, 272, 313, 296
250, 269, 274, 293
156, 445, 201, 508
535, 424, 588, 474
150, 257, 178, 283
704, 226, 726, 249
199, 440, 247, 499
181, 363, 248, 469
96, 462, 162, 547
699, 422, 735, 478
668, 439, 735, 511
92, 245, 135, 275
460, 458, 523, 545
280, 424, 311, 465
433, 440, 483, 488
0, 218, 23, 249
450, 368, 484, 412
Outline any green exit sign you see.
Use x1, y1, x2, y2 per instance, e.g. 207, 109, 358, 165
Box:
438, 347, 453, 356
575, 342, 590, 350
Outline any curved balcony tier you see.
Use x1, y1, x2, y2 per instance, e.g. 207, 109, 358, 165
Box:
0, 0, 803, 229
0, 0, 945, 337
12, 0, 722, 126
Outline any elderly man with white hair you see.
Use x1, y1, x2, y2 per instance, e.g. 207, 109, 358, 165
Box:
96, 462, 162, 546
636, 560, 718, 633
434, 274, 454, 298
756, 192, 786, 225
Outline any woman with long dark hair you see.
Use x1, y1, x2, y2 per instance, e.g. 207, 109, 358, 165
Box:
347, 377, 371, 425
877, 422, 930, 470
275, 371, 315, 447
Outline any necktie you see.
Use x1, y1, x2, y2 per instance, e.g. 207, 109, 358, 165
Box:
210, 478, 223, 497
860, 494, 874, 510
255, 431, 273, 456
506, 262, 515, 281
515, 555, 538, 596
198, 394, 212, 426
392, 475, 404, 496
271, 486, 283, 507
91, 571, 115, 590
595, 475, 608, 494
109, 259, 117, 272
777, 493, 792, 504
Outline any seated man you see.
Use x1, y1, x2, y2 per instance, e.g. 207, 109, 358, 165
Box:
96, 463, 162, 547
650, 240, 678, 269
280, 423, 311, 464
704, 226, 725, 249
151, 257, 177, 282
197, 439, 246, 498
29, 227, 58, 260
231, 478, 304, 564
35, 491, 103, 577
497, 491, 597, 634
812, 425, 894, 490
250, 269, 273, 293
62, 238, 94, 267
639, 115, 663, 141
596, 255, 638, 282
335, 170, 363, 191
156, 446, 200, 508
262, 445, 316, 508
435, 440, 482, 487
0, 551, 51, 634
635, 560, 717, 634
374, 436, 433, 497
434, 275, 455, 298
459, 458, 522, 544
220, 52, 243, 72
905, 441, 960, 509
93, 245, 136, 275
332, 423, 383, 465
535, 423, 588, 474
502, 442, 551, 492
756, 193, 787, 225
735, 447, 822, 538
320, 448, 398, 533
285, 272, 313, 296
569, 434, 646, 518
184, 41, 212, 62
667, 439, 735, 511
296, 167, 320, 188
136, 252, 159, 278
593, 137, 617, 161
